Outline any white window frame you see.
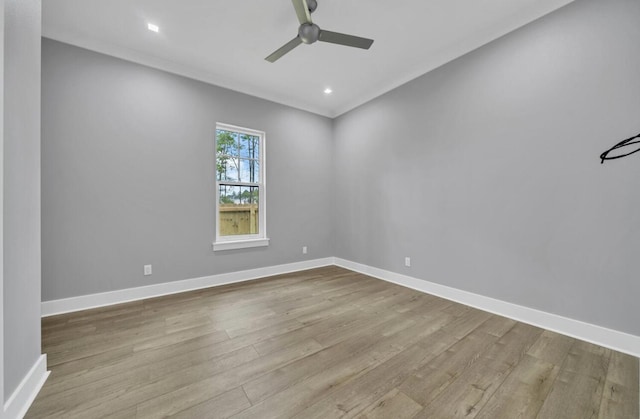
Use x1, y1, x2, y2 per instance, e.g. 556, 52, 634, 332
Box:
213, 123, 269, 251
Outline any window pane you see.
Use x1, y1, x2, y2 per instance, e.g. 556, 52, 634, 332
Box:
216, 130, 241, 181
219, 185, 260, 236
239, 158, 260, 183
216, 130, 239, 158
239, 135, 260, 159
217, 159, 238, 181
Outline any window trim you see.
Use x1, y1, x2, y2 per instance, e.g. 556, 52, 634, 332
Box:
213, 123, 268, 251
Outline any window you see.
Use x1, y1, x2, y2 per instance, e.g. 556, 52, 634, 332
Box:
213, 123, 268, 251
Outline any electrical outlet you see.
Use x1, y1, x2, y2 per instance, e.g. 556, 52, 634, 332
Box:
144, 265, 152, 276
404, 257, 411, 267
302, 246, 308, 254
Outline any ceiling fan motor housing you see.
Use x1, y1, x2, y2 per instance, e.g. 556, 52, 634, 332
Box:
264, 0, 373, 62
299, 23, 321, 44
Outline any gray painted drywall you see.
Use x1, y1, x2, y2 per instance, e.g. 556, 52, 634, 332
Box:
334, 0, 640, 336
3, 0, 42, 400
41, 39, 334, 301
0, 0, 5, 408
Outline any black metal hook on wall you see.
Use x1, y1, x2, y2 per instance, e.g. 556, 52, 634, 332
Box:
600, 132, 640, 164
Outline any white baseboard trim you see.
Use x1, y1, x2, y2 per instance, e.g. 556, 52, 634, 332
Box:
334, 258, 640, 358
4, 354, 50, 419
40, 256, 639, 358
41, 258, 335, 317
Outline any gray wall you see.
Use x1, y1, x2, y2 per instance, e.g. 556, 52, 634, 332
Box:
334, 0, 640, 335
41, 39, 334, 301
0, 0, 5, 407
3, 0, 42, 400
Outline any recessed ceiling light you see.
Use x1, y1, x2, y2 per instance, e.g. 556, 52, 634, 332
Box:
324, 88, 333, 95
147, 23, 159, 33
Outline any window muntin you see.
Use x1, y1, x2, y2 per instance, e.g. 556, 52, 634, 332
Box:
214, 124, 266, 248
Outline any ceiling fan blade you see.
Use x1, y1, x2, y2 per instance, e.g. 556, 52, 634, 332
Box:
292, 0, 312, 25
265, 37, 303, 62
319, 30, 374, 49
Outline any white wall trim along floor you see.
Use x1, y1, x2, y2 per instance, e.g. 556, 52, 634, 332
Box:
42, 258, 640, 358
41, 258, 335, 317
333, 258, 640, 358
4, 354, 49, 419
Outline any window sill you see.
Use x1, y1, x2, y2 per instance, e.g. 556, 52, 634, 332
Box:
213, 238, 270, 252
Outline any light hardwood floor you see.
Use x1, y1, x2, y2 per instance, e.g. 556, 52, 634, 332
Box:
27, 266, 639, 418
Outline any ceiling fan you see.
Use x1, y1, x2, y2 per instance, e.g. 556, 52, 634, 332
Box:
265, 0, 374, 63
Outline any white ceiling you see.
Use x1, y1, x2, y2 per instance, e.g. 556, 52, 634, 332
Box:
43, 0, 575, 118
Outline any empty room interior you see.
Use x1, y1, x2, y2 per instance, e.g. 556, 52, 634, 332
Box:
2, 0, 640, 417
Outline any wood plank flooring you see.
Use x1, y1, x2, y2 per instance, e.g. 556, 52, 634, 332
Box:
27, 266, 639, 418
